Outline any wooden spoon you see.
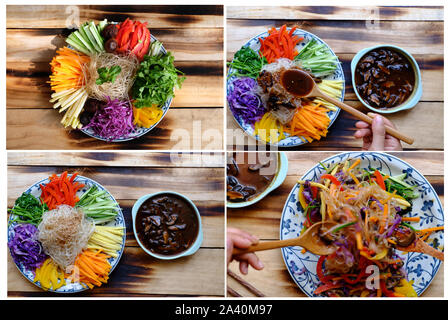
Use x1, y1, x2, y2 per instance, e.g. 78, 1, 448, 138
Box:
397, 238, 444, 261
280, 69, 414, 145
233, 221, 337, 256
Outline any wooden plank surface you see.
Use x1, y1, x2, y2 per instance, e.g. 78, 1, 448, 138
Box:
6, 5, 224, 150
226, 6, 443, 151
226, 6, 444, 21
227, 151, 444, 297
7, 152, 225, 297
7, 5, 223, 29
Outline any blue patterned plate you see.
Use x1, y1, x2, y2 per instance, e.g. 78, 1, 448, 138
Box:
7, 174, 126, 293
280, 152, 444, 297
227, 28, 345, 147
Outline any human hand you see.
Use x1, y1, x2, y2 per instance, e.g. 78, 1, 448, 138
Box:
354, 113, 403, 151
227, 228, 264, 275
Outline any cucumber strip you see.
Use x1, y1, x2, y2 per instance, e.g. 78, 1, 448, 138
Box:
73, 30, 94, 53
97, 19, 108, 33
82, 24, 101, 52
89, 21, 104, 50
77, 26, 93, 49
66, 38, 90, 55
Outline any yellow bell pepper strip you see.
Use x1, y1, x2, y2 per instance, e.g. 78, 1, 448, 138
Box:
369, 248, 388, 260
347, 159, 361, 172
133, 104, 164, 128
355, 232, 364, 250
34, 258, 66, 291
394, 279, 418, 297
297, 180, 329, 191
298, 184, 308, 209
320, 191, 326, 221
349, 172, 360, 185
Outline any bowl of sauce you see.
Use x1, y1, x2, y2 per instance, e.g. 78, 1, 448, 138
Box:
132, 191, 203, 260
351, 45, 422, 113
227, 152, 288, 208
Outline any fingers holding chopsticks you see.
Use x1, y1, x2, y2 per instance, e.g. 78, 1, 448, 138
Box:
354, 113, 403, 151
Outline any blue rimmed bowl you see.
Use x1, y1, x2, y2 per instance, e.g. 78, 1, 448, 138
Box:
132, 191, 203, 260
280, 152, 443, 297
227, 152, 288, 208
351, 45, 422, 114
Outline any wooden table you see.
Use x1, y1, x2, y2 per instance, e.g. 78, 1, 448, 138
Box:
226, 6, 444, 151
227, 151, 444, 297
6, 5, 223, 150
7, 152, 225, 297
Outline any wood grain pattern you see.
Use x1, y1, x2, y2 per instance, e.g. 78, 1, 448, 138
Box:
226, 6, 444, 21
7, 5, 223, 29
227, 151, 444, 297
227, 101, 444, 150
7, 28, 223, 62
7, 108, 223, 150
226, 20, 443, 55
6, 5, 224, 150
7, 152, 225, 297
226, 6, 444, 151
7, 152, 225, 168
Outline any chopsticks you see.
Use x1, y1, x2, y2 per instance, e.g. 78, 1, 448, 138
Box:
227, 270, 265, 297
227, 286, 242, 297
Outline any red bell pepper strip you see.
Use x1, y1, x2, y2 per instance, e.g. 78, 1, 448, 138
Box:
314, 282, 343, 295
374, 170, 386, 190
316, 255, 335, 284
380, 279, 396, 297
320, 174, 341, 186
311, 186, 318, 199
130, 28, 140, 49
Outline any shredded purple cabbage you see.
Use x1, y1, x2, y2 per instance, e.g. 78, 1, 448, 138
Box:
386, 215, 402, 237
227, 77, 265, 125
84, 97, 136, 141
8, 224, 47, 271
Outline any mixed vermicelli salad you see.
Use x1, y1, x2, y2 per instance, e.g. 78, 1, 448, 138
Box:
297, 159, 444, 297
49, 18, 184, 141
8, 172, 125, 291
227, 25, 344, 145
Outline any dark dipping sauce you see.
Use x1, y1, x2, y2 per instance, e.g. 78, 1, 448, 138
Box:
355, 48, 415, 109
227, 152, 278, 202
280, 69, 314, 96
135, 194, 199, 256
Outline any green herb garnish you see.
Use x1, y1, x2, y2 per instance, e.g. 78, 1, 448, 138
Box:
332, 221, 357, 233
96, 65, 122, 85
227, 46, 267, 79
131, 52, 185, 108
8, 193, 48, 226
